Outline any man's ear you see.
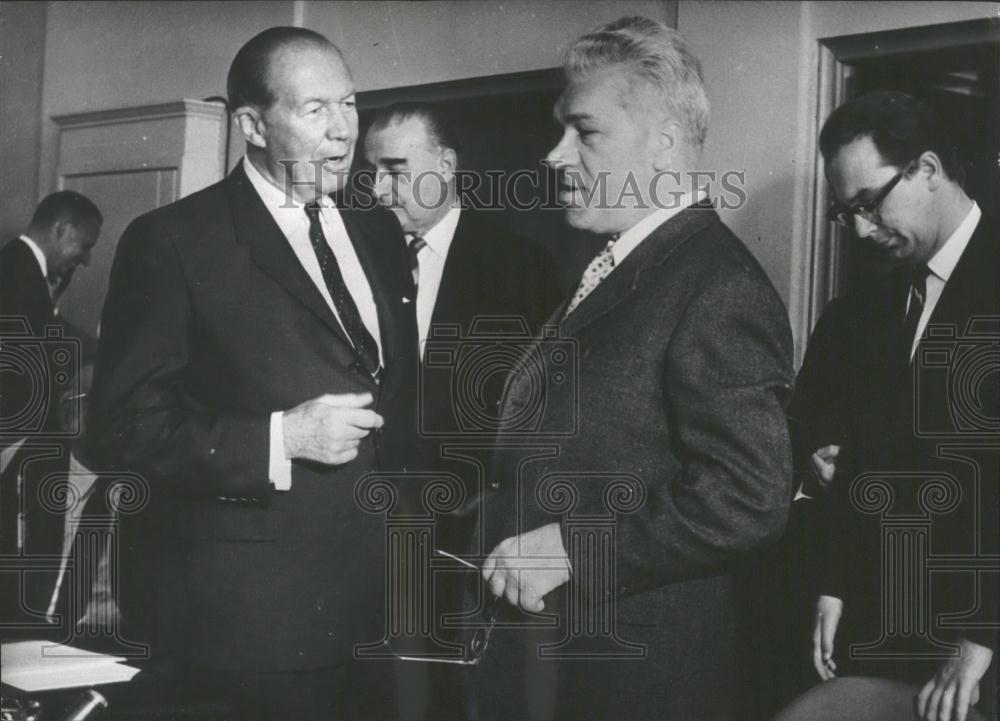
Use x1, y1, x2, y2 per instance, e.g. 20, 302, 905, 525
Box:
52, 218, 71, 242
651, 120, 682, 172
439, 147, 457, 181
234, 105, 267, 149
916, 150, 945, 191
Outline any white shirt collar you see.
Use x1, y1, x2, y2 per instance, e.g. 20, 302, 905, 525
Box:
243, 155, 336, 212
412, 206, 462, 257
926, 201, 980, 283
611, 190, 705, 266
18, 234, 48, 278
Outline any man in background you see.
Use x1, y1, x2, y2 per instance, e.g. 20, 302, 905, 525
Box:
1, 190, 101, 614
87, 27, 418, 720
363, 101, 561, 719
810, 91, 997, 721
476, 16, 794, 720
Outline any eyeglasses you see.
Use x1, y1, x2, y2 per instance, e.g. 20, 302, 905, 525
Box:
378, 549, 500, 666
827, 161, 915, 229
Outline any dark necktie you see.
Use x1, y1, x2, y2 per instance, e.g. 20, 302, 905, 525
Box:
408, 236, 426, 288
901, 264, 930, 364
304, 202, 380, 377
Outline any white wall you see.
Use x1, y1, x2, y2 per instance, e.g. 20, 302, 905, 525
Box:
36, 1, 674, 200
307, 1, 673, 90
0, 2, 47, 239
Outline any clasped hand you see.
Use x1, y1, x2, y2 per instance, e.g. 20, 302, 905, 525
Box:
283, 392, 383, 465
482, 522, 571, 613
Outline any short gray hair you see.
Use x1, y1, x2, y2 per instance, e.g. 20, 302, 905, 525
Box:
564, 16, 709, 152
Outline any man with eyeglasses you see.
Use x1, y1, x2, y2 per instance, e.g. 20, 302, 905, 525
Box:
803, 91, 997, 721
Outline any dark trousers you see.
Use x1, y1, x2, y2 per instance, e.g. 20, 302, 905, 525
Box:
191, 658, 399, 721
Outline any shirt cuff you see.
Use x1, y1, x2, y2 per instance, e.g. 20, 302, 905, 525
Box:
269, 411, 292, 490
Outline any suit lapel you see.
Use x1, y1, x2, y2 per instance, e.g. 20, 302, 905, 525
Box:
226, 165, 351, 345
501, 205, 717, 423
559, 203, 717, 337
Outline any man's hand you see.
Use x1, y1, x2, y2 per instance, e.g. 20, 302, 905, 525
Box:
915, 638, 993, 721
482, 522, 571, 613
810, 444, 840, 489
283, 392, 383, 465
812, 595, 843, 680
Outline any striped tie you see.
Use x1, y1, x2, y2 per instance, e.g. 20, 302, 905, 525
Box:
304, 202, 380, 377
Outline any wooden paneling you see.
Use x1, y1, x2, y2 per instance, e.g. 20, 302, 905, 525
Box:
51, 100, 227, 339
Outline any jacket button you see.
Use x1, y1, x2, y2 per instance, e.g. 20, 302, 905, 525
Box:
489, 481, 500, 490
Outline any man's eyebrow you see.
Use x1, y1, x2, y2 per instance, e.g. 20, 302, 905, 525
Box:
377, 157, 408, 167
563, 111, 596, 124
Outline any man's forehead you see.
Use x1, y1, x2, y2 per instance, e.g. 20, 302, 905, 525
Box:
368, 117, 433, 152
828, 135, 895, 198
555, 67, 631, 121
270, 44, 353, 99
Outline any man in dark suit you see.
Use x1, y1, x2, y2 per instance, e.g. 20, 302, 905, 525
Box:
810, 91, 997, 721
475, 16, 794, 721
87, 27, 418, 720
1, 191, 101, 614
363, 102, 561, 719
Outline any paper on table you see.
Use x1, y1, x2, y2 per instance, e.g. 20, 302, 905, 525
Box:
1, 639, 140, 692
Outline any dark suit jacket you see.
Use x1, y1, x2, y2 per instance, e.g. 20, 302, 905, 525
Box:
0, 237, 66, 585
816, 212, 999, 696
87, 164, 420, 671
428, 210, 561, 339
416, 210, 561, 512
1, 237, 58, 444
477, 205, 794, 720
0, 237, 54, 335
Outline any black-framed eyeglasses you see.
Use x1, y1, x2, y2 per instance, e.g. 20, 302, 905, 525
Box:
827, 161, 915, 229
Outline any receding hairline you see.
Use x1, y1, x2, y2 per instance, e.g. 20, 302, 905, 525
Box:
249, 37, 350, 110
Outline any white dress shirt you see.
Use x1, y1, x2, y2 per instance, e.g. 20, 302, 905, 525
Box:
18, 234, 48, 279
909, 201, 981, 360
410, 206, 462, 356
243, 157, 383, 490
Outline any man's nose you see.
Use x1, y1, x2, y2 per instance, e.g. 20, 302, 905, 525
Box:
326, 104, 352, 140
371, 171, 393, 198
852, 214, 878, 238
543, 130, 576, 169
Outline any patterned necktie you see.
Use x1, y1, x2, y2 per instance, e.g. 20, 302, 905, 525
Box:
408, 236, 426, 288
563, 239, 616, 318
304, 202, 381, 377
901, 264, 930, 364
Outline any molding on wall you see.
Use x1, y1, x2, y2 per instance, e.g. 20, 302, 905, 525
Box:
52, 99, 226, 130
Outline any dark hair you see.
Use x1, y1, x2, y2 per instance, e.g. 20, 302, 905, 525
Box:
227, 26, 333, 110
31, 191, 102, 229
367, 102, 461, 161
819, 91, 962, 182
